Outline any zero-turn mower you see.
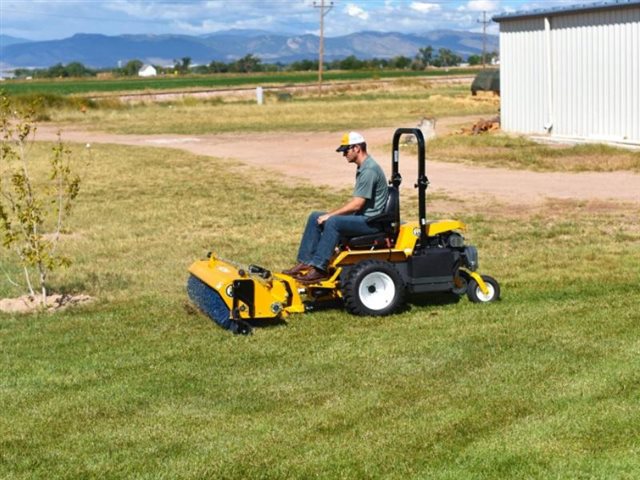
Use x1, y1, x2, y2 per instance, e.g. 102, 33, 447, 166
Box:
187, 127, 500, 334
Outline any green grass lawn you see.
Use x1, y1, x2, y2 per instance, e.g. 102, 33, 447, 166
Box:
1, 140, 640, 478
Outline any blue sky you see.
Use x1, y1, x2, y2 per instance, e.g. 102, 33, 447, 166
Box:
1, 0, 580, 41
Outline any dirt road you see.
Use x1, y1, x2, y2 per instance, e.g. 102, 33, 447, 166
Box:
37, 118, 640, 206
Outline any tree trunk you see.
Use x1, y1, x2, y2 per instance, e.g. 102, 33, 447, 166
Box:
38, 261, 47, 307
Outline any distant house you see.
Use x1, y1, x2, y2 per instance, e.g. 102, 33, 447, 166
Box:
138, 65, 157, 77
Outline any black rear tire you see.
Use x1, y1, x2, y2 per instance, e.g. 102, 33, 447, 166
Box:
342, 260, 406, 316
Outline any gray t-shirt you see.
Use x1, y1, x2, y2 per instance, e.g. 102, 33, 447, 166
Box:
353, 155, 388, 217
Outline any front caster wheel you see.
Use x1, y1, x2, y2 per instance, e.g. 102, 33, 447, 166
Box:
342, 260, 406, 316
467, 274, 500, 303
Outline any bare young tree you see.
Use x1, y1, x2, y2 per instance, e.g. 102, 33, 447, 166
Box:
0, 93, 80, 306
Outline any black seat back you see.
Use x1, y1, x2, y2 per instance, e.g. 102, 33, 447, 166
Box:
366, 186, 400, 236
341, 186, 401, 250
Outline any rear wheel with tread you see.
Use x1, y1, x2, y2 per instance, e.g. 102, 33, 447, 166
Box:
342, 260, 406, 316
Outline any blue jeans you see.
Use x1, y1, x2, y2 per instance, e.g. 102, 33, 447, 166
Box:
297, 211, 381, 271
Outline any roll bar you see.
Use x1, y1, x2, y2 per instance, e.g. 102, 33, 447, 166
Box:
391, 128, 429, 246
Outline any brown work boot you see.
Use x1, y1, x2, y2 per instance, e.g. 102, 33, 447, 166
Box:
295, 266, 329, 284
282, 262, 309, 275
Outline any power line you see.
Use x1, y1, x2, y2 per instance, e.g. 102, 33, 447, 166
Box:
313, 0, 333, 95
477, 11, 491, 69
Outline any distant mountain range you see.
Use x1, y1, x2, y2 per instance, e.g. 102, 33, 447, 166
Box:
0, 29, 498, 69
0, 35, 32, 48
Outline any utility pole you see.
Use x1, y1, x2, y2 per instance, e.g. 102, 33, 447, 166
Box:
477, 11, 491, 69
313, 0, 333, 94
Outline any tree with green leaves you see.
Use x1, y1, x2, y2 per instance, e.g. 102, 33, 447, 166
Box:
0, 93, 80, 306
208, 61, 229, 73
389, 55, 412, 69
417, 46, 434, 67
231, 54, 262, 73
338, 55, 364, 70
122, 59, 143, 76
467, 54, 482, 66
41, 62, 95, 78
47, 63, 67, 78
173, 57, 192, 74
432, 48, 462, 67
289, 59, 318, 71
64, 62, 91, 77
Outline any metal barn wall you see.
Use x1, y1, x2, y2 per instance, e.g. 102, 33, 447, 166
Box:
499, 19, 550, 136
499, 5, 640, 145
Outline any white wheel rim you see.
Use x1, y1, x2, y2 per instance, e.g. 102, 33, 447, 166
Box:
476, 283, 495, 302
359, 271, 396, 311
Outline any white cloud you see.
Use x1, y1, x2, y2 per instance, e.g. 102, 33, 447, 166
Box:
345, 4, 369, 21
381, 0, 396, 14
409, 2, 442, 14
105, 0, 198, 20
175, 19, 233, 35
0, 0, 579, 42
465, 0, 500, 12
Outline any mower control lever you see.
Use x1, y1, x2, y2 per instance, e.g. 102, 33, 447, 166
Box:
248, 264, 272, 279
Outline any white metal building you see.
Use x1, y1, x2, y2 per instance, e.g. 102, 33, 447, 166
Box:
138, 65, 157, 77
493, 0, 640, 146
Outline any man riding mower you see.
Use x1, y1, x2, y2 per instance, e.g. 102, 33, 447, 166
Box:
187, 127, 500, 334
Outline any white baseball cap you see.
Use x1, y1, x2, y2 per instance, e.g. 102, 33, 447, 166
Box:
336, 131, 365, 152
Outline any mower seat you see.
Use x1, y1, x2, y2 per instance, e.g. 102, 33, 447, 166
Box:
343, 186, 400, 250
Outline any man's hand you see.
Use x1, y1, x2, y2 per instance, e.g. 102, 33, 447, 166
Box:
317, 213, 331, 224
318, 197, 366, 224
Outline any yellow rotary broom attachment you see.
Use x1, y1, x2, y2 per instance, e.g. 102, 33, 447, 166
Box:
187, 253, 308, 335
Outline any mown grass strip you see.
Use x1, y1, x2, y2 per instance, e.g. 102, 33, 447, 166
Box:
1, 140, 639, 479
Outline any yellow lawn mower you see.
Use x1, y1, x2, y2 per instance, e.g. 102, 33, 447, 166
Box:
187, 127, 500, 334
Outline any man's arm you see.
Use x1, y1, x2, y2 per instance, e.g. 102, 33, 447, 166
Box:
317, 197, 366, 224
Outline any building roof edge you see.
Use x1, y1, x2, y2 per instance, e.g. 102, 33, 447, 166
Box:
492, 0, 640, 22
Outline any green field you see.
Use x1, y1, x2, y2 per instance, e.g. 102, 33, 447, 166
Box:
1, 134, 639, 478
1, 68, 477, 96
46, 83, 497, 136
